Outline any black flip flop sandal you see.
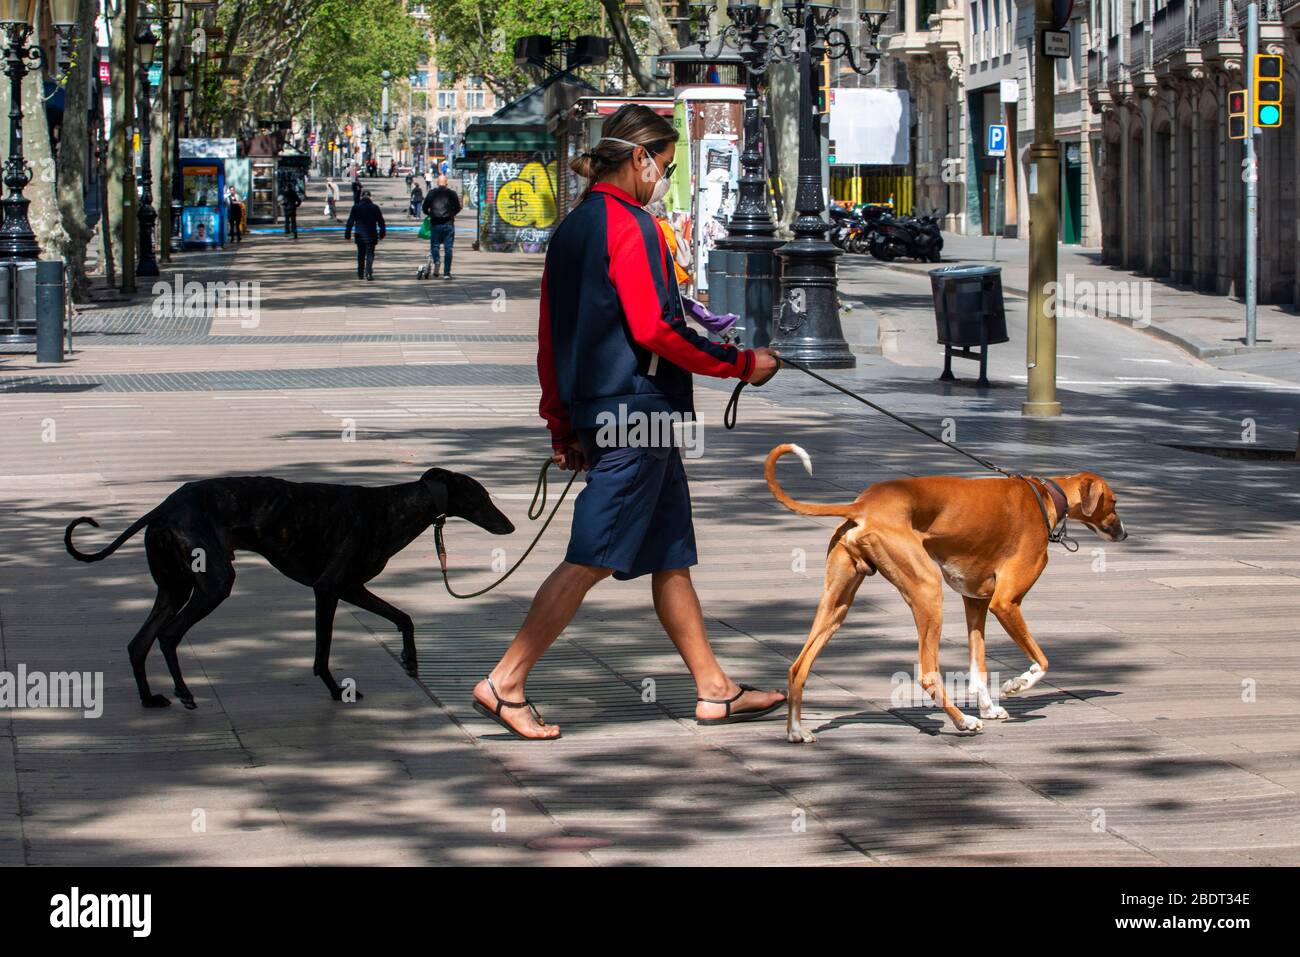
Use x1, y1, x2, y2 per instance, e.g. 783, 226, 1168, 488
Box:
696, 683, 787, 726
471, 677, 561, 740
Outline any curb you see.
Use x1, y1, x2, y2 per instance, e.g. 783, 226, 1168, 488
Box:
872, 258, 1294, 363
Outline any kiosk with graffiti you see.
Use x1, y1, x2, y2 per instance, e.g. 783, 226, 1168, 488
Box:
482, 153, 558, 252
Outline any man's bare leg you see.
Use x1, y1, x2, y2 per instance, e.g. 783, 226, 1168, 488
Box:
650, 568, 786, 722
473, 561, 611, 738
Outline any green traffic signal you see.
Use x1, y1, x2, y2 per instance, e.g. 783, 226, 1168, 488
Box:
1258, 104, 1281, 126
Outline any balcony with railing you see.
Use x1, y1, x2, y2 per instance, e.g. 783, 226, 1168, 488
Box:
1195, 0, 1238, 44
1128, 23, 1154, 86
1106, 33, 1125, 84
1153, 0, 1198, 61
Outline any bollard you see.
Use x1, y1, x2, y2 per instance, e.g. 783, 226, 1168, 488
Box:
35, 260, 65, 363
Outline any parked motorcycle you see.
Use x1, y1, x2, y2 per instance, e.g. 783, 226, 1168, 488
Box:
830, 202, 893, 253
867, 211, 944, 263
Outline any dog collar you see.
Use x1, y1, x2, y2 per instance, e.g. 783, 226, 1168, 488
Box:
1019, 476, 1078, 552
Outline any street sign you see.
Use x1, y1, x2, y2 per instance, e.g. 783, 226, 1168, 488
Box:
987, 124, 1008, 158
1229, 89, 1248, 140
147, 62, 162, 87
999, 79, 1019, 103
1042, 30, 1071, 58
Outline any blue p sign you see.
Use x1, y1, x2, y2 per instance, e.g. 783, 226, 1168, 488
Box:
987, 124, 1008, 157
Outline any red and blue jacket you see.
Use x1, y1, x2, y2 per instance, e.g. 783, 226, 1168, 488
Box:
538, 182, 756, 451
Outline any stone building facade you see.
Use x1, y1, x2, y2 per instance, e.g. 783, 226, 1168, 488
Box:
891, 0, 1104, 245
1091, 0, 1299, 303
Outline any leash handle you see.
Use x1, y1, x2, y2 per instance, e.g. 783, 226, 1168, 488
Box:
437, 457, 576, 600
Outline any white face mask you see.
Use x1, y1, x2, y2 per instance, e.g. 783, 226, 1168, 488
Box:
600, 136, 672, 206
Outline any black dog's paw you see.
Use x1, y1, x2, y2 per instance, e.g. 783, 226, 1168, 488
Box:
178, 695, 197, 710
400, 651, 419, 676
142, 694, 171, 708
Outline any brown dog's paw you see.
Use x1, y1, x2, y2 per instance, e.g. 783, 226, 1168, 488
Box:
787, 727, 817, 744
954, 714, 984, 734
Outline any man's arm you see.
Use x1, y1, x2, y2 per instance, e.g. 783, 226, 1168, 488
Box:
344, 207, 354, 240
376, 207, 386, 240
605, 201, 754, 381
536, 267, 575, 452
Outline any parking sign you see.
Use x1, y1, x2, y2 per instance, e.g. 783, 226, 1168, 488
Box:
987, 124, 1007, 157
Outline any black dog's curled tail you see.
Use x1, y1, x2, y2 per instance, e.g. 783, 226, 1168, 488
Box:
65, 510, 155, 563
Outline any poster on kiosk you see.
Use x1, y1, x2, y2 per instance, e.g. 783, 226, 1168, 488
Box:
178, 159, 226, 247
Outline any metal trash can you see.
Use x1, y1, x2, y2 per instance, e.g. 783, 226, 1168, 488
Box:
929, 265, 1008, 386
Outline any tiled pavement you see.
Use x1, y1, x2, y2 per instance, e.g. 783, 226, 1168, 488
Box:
1, 178, 1299, 865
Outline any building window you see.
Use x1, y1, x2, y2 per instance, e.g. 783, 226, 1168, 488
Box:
412, 71, 428, 89
436, 70, 452, 87
465, 90, 486, 110
437, 90, 457, 109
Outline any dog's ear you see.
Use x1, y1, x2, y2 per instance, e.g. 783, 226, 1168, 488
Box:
1078, 474, 1103, 516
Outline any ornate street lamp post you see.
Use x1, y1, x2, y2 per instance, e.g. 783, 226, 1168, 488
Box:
135, 21, 160, 278
0, 0, 42, 260
693, 0, 892, 368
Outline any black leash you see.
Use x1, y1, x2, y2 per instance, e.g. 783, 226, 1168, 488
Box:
434, 458, 577, 599
726, 357, 1078, 549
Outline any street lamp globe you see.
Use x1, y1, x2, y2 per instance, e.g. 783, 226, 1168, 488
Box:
0, 0, 33, 26
51, 0, 77, 30
135, 23, 159, 66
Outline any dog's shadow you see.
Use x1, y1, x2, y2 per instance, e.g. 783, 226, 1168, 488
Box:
814, 688, 1122, 738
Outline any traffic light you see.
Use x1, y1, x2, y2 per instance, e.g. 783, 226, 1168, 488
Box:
1254, 54, 1283, 128
1229, 89, 1247, 140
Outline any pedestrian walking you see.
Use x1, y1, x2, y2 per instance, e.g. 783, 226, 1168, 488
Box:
408, 182, 424, 218
421, 174, 462, 279
344, 189, 386, 280
226, 187, 244, 243
469, 104, 783, 740
280, 183, 301, 239
423, 168, 433, 192
324, 179, 340, 221
350, 176, 362, 205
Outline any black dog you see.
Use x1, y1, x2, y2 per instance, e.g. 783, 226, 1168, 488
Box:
65, 468, 513, 709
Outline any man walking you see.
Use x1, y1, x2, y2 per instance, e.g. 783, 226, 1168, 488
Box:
281, 182, 301, 239
421, 174, 462, 279
226, 186, 244, 243
345, 189, 386, 280
350, 174, 362, 204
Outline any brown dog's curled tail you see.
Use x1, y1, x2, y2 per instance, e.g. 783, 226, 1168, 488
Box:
765, 444, 855, 518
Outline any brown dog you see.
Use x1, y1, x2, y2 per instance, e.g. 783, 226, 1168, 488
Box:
766, 444, 1127, 742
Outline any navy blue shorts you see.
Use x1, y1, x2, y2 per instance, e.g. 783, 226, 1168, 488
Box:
564, 429, 698, 581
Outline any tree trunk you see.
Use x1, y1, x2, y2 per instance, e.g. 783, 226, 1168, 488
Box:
597, 0, 657, 92
767, 60, 800, 235
641, 0, 679, 53
57, 0, 98, 301
104, 3, 127, 280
